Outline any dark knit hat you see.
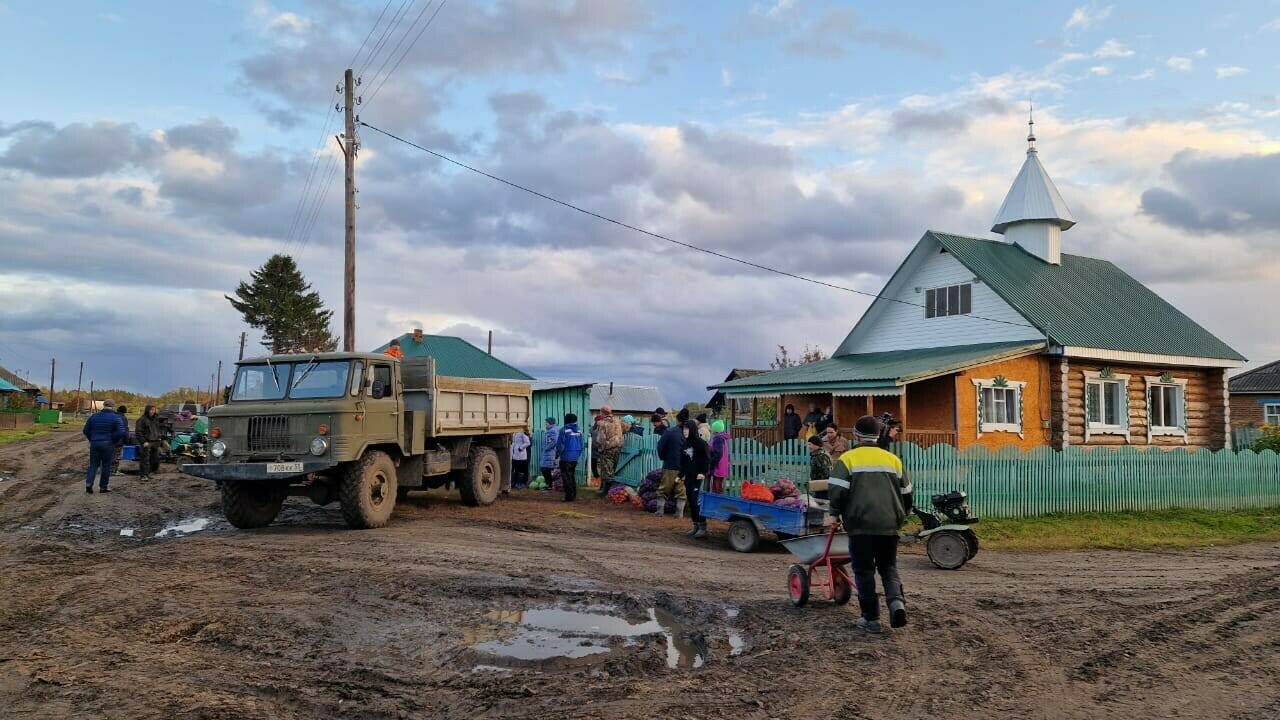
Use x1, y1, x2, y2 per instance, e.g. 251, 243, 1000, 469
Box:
807, 435, 823, 447
853, 415, 881, 439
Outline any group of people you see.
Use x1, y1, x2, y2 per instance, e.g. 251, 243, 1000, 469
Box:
782, 402, 835, 441
649, 407, 731, 540
82, 402, 166, 493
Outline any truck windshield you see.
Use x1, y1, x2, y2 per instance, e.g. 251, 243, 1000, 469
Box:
230, 361, 355, 401
288, 361, 352, 399
230, 363, 292, 401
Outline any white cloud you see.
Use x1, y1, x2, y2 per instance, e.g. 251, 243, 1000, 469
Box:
1166, 56, 1193, 72
99, 13, 122, 23
1093, 39, 1133, 58
1193, 48, 1208, 57
1215, 65, 1247, 78
1129, 68, 1155, 80
1089, 65, 1112, 76
1064, 4, 1112, 30
1262, 18, 1280, 32
721, 67, 732, 88
752, 0, 799, 18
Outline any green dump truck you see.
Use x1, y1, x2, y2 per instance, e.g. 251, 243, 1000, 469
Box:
181, 353, 531, 530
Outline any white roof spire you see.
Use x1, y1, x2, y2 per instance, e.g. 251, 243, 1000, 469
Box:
1027, 103, 1036, 151
991, 106, 1075, 235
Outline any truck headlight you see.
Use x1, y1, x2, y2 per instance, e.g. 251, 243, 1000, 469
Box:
210, 440, 227, 459
310, 436, 329, 456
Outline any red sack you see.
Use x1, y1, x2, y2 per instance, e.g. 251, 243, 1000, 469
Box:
741, 481, 774, 503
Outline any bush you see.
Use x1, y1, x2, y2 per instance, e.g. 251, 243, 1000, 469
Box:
1254, 425, 1280, 454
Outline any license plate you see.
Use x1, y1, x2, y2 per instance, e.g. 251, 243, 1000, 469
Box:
266, 462, 304, 474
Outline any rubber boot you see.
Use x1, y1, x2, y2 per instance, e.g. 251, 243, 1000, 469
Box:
693, 522, 708, 539
674, 499, 686, 519
653, 501, 665, 517
684, 522, 698, 537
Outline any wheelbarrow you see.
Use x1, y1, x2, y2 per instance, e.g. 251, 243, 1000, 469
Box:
778, 524, 854, 607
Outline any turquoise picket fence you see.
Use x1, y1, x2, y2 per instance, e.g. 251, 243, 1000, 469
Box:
614, 437, 1280, 518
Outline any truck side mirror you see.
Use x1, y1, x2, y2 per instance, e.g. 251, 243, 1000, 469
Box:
371, 380, 386, 399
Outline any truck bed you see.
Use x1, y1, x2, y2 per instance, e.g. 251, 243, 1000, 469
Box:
401, 358, 531, 438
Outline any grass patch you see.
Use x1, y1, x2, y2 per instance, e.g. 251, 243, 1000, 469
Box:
0, 423, 70, 446
952, 507, 1280, 552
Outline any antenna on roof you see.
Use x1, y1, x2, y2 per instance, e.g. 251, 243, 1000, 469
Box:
1027, 102, 1037, 153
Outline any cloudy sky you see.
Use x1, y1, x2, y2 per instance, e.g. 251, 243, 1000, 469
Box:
1, 1, 1277, 404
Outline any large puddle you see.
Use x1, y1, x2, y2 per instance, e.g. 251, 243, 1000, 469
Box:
471, 605, 708, 670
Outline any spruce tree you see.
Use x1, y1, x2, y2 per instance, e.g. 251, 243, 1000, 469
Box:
226, 254, 338, 354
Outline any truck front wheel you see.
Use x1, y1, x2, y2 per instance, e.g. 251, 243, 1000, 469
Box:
221, 480, 288, 529
458, 446, 501, 507
340, 450, 398, 529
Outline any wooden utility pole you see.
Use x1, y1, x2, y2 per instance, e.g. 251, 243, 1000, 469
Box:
48, 358, 55, 406
237, 332, 246, 361
76, 361, 84, 413
487, 330, 493, 354
340, 68, 359, 352
215, 361, 222, 407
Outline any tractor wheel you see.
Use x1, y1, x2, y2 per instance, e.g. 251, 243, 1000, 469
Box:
457, 446, 501, 507
787, 564, 810, 607
221, 480, 288, 529
832, 567, 854, 605
961, 529, 980, 560
340, 450, 398, 529
926, 530, 969, 570
728, 517, 760, 553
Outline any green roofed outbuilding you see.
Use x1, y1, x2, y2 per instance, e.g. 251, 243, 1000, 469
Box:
372, 330, 534, 381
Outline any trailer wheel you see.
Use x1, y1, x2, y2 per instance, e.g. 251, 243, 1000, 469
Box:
458, 446, 501, 507
961, 529, 980, 560
832, 567, 854, 605
340, 450, 398, 529
787, 564, 810, 607
926, 530, 968, 570
221, 480, 287, 529
728, 517, 760, 553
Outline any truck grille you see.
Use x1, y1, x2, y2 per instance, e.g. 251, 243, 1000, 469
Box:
248, 415, 290, 452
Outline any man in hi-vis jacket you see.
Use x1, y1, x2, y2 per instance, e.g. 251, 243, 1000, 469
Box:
828, 415, 914, 634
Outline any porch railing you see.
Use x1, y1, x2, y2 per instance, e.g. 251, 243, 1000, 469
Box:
902, 429, 957, 449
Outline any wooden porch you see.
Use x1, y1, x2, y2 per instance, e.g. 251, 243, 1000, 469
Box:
725, 393, 957, 449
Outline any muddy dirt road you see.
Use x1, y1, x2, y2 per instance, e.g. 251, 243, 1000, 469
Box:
1, 430, 1277, 719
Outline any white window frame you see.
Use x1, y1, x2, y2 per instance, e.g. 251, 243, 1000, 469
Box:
1264, 402, 1280, 426
1144, 375, 1188, 443
1083, 370, 1130, 442
972, 378, 1026, 438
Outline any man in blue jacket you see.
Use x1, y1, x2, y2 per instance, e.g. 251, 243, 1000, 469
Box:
83, 400, 127, 493
653, 415, 687, 518
555, 413, 584, 502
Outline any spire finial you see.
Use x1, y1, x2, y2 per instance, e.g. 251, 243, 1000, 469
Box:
1027, 103, 1037, 153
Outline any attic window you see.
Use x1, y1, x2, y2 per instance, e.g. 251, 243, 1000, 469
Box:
925, 283, 972, 318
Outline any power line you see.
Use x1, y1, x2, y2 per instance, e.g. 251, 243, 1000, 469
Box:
358, 0, 416, 78
364, 0, 447, 109
297, 155, 343, 252
358, 120, 1041, 331
284, 102, 342, 252
347, 0, 396, 69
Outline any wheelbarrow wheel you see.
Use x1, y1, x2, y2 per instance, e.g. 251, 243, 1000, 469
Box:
962, 529, 980, 560
832, 567, 854, 605
926, 530, 968, 569
728, 517, 760, 553
787, 564, 810, 607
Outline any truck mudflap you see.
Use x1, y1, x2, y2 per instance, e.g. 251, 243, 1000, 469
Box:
181, 460, 338, 482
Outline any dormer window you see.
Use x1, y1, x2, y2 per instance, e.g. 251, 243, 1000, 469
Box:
925, 283, 972, 318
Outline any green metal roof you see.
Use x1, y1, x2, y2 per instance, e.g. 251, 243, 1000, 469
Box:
373, 334, 534, 380
709, 341, 1045, 394
929, 232, 1244, 361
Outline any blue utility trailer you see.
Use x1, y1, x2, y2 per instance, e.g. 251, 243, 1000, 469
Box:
699, 489, 827, 553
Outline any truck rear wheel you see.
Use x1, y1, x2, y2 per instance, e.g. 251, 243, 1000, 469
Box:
340, 450, 398, 529
458, 446, 501, 507
221, 481, 288, 529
